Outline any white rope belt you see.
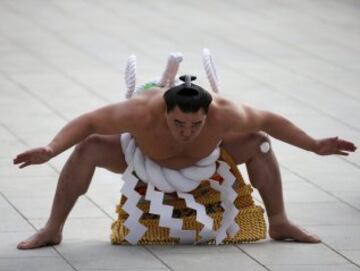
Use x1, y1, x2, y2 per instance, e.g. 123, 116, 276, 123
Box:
120, 133, 241, 244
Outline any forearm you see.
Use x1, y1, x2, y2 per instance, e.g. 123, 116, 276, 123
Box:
262, 112, 317, 152
47, 114, 93, 157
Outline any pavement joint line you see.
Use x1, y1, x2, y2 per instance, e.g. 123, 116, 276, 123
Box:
338, 156, 360, 170
142, 247, 174, 271
0, 71, 70, 122
322, 242, 360, 269
234, 245, 271, 271
48, 0, 153, 61
237, 241, 359, 269
136, 0, 360, 104
0, 122, 29, 149
0, 191, 79, 271
281, 164, 360, 212
0, 40, 111, 106
0, 256, 61, 259
271, 0, 360, 38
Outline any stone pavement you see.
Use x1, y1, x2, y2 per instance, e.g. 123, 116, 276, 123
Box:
0, 0, 359, 270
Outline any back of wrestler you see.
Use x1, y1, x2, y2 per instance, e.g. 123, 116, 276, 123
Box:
13, 75, 356, 249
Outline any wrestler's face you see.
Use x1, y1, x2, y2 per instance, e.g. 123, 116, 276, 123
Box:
166, 106, 207, 143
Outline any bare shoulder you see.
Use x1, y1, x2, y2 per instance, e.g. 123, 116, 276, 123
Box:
211, 95, 270, 134
210, 96, 245, 130
86, 92, 157, 134
113, 94, 155, 126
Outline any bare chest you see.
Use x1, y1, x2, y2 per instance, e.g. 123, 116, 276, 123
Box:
132, 128, 222, 169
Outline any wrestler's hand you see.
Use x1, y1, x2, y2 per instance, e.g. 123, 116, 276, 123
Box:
13, 146, 54, 168
314, 137, 357, 156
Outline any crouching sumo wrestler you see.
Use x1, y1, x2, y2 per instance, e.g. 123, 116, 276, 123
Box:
14, 54, 356, 249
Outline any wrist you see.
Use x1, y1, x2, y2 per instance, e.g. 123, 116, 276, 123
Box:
311, 139, 320, 154
45, 144, 55, 157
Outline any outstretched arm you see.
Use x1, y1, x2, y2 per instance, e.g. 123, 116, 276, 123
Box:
13, 100, 142, 168
228, 103, 357, 155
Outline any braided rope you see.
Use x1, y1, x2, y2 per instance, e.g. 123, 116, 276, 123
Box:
121, 133, 219, 192
167, 53, 183, 87
125, 54, 136, 99
120, 132, 241, 244
158, 52, 183, 87
202, 48, 220, 93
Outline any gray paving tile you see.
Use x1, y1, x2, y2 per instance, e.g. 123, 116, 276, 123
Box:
81, 269, 169, 271
8, 196, 107, 219
149, 245, 265, 271
335, 191, 360, 210
267, 264, 360, 271
305, 225, 360, 250
240, 242, 348, 265
285, 202, 360, 226
0, 196, 33, 232
56, 241, 166, 270
149, 244, 242, 255
0, 160, 57, 177
0, 257, 74, 271
282, 179, 337, 204
0, 176, 57, 198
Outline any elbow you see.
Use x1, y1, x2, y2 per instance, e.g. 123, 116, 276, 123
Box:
261, 111, 287, 133
82, 113, 96, 135
260, 111, 274, 132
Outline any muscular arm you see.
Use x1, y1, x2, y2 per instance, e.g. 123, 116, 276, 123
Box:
14, 99, 144, 168
226, 102, 356, 155
48, 100, 141, 157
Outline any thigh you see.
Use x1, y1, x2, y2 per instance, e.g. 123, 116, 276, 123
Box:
86, 134, 128, 174
221, 132, 265, 165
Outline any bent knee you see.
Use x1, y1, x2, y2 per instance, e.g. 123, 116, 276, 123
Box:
75, 134, 104, 157
251, 132, 271, 156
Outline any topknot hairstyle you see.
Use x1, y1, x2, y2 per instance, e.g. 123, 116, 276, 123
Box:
163, 75, 213, 113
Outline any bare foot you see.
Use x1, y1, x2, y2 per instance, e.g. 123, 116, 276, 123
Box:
17, 228, 62, 250
269, 221, 321, 243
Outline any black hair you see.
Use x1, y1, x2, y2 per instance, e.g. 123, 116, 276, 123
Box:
163, 75, 213, 113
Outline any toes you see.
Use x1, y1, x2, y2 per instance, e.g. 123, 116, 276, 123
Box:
269, 223, 322, 244
17, 240, 33, 250
17, 237, 61, 250
17, 241, 25, 249
302, 234, 321, 243
17, 237, 43, 250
